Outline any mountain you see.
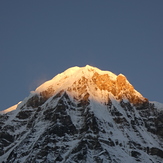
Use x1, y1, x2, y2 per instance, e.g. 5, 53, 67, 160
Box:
0, 65, 163, 163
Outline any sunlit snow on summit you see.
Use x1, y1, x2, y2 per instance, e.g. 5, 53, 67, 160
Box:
34, 65, 147, 105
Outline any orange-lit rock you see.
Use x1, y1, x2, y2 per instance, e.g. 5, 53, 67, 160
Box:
35, 65, 147, 105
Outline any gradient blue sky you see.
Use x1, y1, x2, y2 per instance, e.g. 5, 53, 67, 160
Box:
0, 1, 163, 111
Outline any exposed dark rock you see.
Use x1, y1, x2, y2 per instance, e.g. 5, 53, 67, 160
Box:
113, 117, 129, 126
136, 101, 149, 110
131, 150, 141, 158
150, 147, 163, 158
16, 110, 32, 119
80, 109, 99, 134
155, 112, 163, 136
26, 94, 46, 108
56, 154, 63, 161
0, 132, 14, 143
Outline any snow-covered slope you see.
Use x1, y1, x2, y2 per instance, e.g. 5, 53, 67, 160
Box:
0, 102, 22, 115
0, 65, 163, 163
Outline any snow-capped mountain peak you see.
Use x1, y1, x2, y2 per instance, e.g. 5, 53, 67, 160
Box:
1, 65, 163, 163
35, 65, 116, 93
35, 65, 146, 105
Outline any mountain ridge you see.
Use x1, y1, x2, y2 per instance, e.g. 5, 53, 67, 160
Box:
0, 65, 163, 163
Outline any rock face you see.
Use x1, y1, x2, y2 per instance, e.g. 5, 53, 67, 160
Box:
0, 65, 163, 163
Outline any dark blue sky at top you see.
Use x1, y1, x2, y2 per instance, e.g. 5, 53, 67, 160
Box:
0, 1, 163, 111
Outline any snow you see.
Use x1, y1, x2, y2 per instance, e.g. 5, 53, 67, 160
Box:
0, 102, 21, 114
35, 65, 117, 94
150, 101, 163, 111
3, 65, 145, 116
1, 65, 163, 163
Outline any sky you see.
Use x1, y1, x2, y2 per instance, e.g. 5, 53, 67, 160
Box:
0, 0, 163, 111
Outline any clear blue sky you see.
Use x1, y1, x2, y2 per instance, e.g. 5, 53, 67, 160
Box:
0, 1, 163, 111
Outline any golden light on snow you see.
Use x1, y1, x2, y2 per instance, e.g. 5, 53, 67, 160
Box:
1, 65, 148, 115
0, 102, 21, 114
34, 65, 147, 105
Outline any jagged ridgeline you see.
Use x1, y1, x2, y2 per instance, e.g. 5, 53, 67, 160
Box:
0, 65, 163, 163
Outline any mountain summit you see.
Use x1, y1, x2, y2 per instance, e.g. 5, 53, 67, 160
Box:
0, 65, 163, 163
35, 65, 147, 105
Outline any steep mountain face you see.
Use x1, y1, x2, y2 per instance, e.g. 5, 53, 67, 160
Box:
0, 65, 163, 163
